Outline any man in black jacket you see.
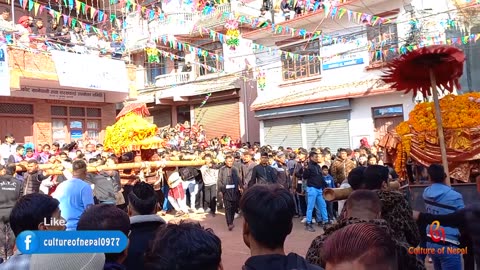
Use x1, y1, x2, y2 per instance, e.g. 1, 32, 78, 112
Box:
241, 184, 323, 270
23, 159, 49, 195
292, 149, 308, 218
249, 152, 277, 188
0, 164, 23, 261
218, 156, 241, 231
124, 182, 165, 270
303, 151, 328, 232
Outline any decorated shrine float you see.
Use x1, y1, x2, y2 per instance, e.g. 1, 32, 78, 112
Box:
16, 103, 205, 187
394, 93, 480, 184
324, 46, 479, 202
103, 102, 205, 186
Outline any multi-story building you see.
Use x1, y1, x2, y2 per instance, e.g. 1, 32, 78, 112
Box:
0, 4, 134, 146
243, 0, 427, 150
128, 0, 272, 143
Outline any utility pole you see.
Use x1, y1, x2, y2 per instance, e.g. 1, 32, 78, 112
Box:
270, 0, 275, 24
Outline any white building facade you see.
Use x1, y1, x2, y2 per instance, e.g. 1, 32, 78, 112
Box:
244, 0, 435, 150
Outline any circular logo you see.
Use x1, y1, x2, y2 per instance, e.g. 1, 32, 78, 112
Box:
16, 231, 39, 254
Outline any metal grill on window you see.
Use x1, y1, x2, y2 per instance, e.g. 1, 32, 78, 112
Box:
0, 103, 33, 114
51, 106, 67, 116
86, 108, 102, 117
69, 107, 85, 117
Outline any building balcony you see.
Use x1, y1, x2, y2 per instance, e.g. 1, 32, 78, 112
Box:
243, 0, 403, 46
149, 12, 198, 36
155, 72, 193, 88
196, 3, 232, 28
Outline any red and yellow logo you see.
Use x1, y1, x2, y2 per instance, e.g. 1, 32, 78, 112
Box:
429, 220, 446, 243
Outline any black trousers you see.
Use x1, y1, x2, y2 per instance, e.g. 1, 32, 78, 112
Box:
224, 199, 238, 226
204, 184, 217, 214
195, 182, 204, 209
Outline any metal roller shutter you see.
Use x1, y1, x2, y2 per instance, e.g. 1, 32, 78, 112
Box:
305, 111, 350, 150
194, 99, 241, 140
264, 117, 302, 148
151, 107, 172, 128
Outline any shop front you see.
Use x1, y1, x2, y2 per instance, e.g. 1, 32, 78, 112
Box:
0, 46, 134, 146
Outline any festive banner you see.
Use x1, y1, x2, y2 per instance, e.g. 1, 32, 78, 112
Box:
0, 43, 10, 96
51, 50, 129, 92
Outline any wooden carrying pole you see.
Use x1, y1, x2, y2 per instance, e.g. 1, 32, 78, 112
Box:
430, 69, 451, 186
14, 160, 206, 175
323, 180, 401, 202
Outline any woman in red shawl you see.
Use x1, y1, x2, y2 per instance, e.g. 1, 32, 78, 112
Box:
360, 137, 371, 148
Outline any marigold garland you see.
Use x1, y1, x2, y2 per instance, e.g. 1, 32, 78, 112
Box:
395, 92, 480, 174
104, 113, 159, 155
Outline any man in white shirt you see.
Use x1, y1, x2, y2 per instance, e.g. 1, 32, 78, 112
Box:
0, 134, 17, 164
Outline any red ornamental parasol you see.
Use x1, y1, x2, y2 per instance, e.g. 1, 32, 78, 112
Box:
382, 45, 466, 185
116, 102, 150, 121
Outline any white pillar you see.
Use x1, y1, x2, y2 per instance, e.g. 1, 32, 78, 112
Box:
259, 120, 265, 146
301, 120, 307, 149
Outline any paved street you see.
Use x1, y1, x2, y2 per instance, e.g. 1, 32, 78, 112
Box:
162, 211, 437, 270
162, 211, 320, 269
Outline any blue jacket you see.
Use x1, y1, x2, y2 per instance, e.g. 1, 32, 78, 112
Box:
423, 183, 464, 245
323, 174, 335, 189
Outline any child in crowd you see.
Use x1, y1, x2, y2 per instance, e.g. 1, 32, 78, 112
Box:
322, 165, 336, 223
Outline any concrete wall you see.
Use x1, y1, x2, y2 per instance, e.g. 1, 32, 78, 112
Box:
349, 92, 415, 148
0, 96, 116, 145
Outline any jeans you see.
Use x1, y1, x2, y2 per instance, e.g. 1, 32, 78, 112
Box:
162, 184, 170, 211
326, 201, 334, 220
427, 242, 462, 270
182, 179, 198, 210
306, 186, 328, 224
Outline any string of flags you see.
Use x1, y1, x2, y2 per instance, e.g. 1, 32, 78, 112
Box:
15, 0, 117, 39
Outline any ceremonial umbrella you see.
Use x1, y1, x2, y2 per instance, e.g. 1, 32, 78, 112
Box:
382, 45, 466, 185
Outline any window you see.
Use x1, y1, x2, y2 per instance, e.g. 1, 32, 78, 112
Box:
51, 106, 102, 144
177, 105, 191, 124
144, 53, 167, 85
372, 105, 403, 118
0, 103, 33, 114
198, 42, 224, 76
367, 23, 398, 65
281, 40, 321, 81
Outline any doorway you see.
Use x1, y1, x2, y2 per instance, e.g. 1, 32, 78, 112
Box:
372, 105, 404, 140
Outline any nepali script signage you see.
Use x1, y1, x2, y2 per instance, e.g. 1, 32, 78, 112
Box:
51, 51, 129, 93
0, 43, 9, 96
322, 58, 364, 70
14, 88, 105, 102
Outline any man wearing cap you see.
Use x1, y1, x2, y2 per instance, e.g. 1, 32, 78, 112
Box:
0, 134, 17, 164
249, 152, 278, 188
271, 152, 290, 190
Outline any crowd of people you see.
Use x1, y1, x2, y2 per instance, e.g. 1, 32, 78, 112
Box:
0, 130, 479, 270
0, 8, 124, 57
